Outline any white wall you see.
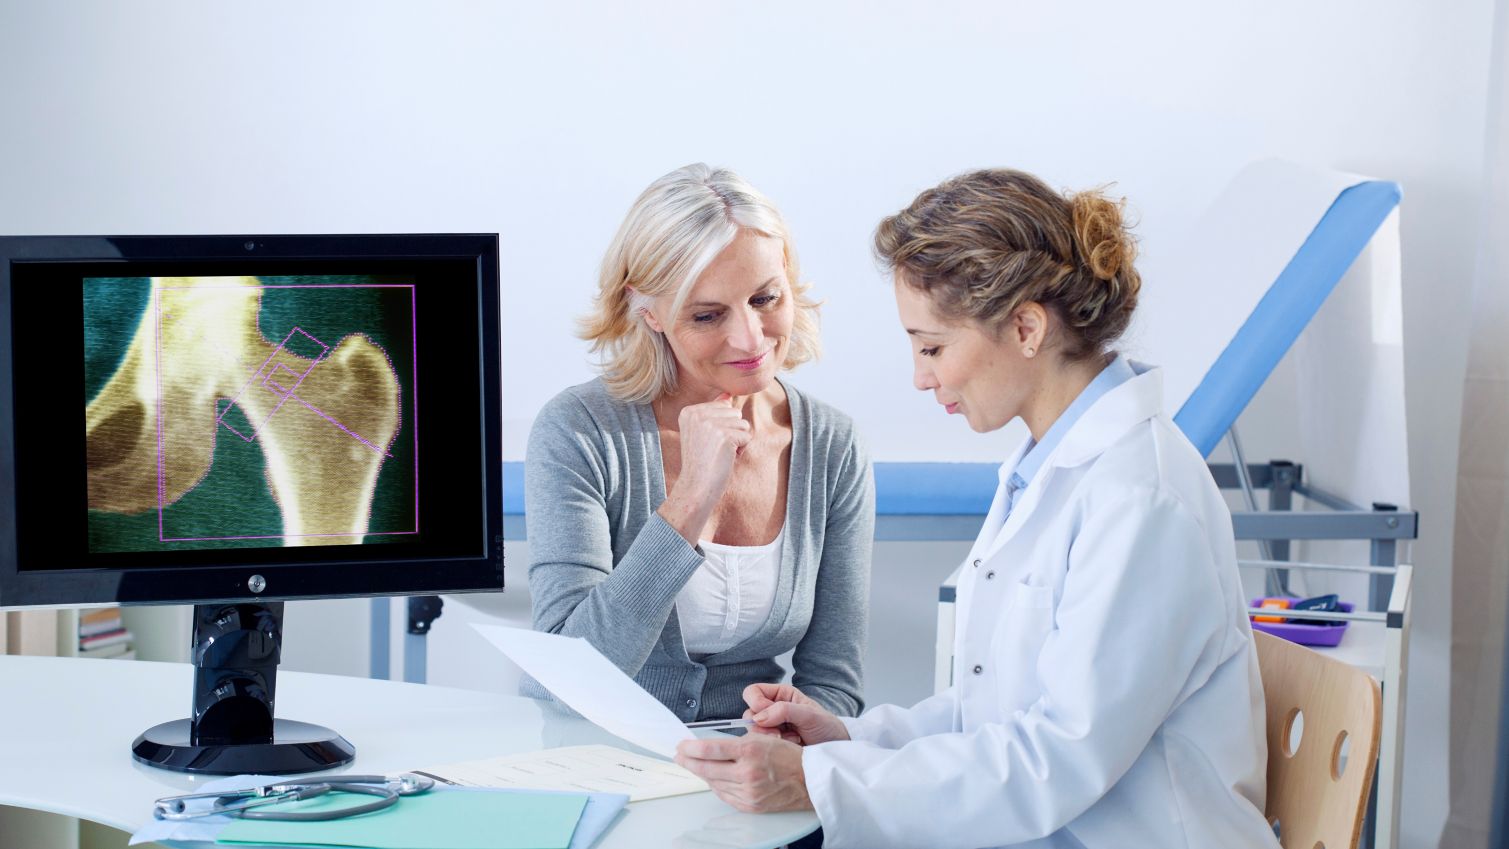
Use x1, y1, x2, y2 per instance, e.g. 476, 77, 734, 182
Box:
2, 2, 1497, 844
1, 1, 1493, 461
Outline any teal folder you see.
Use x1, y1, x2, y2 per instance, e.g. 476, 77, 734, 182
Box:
216, 787, 589, 849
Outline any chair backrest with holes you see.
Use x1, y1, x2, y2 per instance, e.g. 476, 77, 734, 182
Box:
1254, 630, 1382, 849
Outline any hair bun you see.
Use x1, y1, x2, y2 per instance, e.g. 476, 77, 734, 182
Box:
875, 167, 1142, 362
1070, 190, 1135, 282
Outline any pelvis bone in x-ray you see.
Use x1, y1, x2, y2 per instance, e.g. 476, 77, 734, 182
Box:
85, 277, 402, 545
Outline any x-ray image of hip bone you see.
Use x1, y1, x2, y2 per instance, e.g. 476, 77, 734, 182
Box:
85, 276, 413, 548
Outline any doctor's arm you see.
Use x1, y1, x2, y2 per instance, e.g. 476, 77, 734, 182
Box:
800, 491, 1234, 849
525, 399, 705, 678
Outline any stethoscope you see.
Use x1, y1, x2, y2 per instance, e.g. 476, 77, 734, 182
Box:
153, 773, 435, 822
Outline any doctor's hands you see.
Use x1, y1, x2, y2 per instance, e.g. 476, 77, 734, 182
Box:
742, 683, 850, 746
659, 393, 753, 544
674, 683, 847, 813
675, 733, 813, 814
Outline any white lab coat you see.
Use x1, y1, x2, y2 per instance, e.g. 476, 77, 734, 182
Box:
803, 366, 1278, 849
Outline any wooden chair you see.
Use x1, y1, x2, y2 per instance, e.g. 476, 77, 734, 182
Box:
1255, 630, 1383, 849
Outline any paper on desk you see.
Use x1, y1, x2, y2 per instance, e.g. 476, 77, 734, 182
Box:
473, 623, 695, 759
416, 743, 707, 802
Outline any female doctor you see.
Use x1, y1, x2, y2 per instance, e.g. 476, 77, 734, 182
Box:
674, 168, 1280, 849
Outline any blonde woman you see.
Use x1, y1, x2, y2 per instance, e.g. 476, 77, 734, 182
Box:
675, 169, 1277, 849
523, 164, 874, 722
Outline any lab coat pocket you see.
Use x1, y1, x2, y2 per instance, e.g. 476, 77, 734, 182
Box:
990, 579, 1056, 711
1011, 580, 1055, 609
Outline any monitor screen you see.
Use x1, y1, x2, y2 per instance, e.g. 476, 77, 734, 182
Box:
0, 234, 504, 774
0, 234, 504, 606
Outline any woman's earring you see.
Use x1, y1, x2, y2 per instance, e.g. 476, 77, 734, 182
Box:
1024, 347, 1036, 357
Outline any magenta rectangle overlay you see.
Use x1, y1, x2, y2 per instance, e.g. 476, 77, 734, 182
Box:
153, 282, 418, 543
263, 363, 298, 396
411, 284, 420, 535
162, 530, 420, 542
155, 288, 166, 541
215, 327, 329, 442
285, 394, 394, 459
159, 284, 414, 290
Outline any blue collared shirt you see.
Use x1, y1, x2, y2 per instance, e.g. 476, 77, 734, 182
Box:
1001, 355, 1136, 516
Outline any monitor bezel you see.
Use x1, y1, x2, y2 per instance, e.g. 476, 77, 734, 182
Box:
0, 234, 504, 607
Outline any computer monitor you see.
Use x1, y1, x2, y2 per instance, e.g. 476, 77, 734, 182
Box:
0, 234, 504, 774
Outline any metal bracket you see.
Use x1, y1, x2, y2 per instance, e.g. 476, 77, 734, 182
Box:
407, 595, 444, 636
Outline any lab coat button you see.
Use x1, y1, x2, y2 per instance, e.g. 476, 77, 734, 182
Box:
985, 571, 996, 580
972, 665, 983, 675
972, 559, 981, 568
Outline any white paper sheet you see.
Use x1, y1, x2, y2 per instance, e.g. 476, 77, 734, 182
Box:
1129, 158, 1380, 415
1129, 158, 1411, 605
416, 743, 707, 802
473, 624, 695, 758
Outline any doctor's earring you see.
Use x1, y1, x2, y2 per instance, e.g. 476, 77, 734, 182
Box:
1024, 346, 1036, 357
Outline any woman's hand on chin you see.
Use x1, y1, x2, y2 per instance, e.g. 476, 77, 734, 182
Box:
658, 392, 751, 543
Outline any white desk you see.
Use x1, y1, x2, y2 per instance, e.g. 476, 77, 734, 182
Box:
0, 655, 818, 849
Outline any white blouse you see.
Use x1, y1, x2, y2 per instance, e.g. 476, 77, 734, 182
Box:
676, 528, 786, 659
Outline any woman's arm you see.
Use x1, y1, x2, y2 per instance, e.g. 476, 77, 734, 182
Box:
801, 491, 1236, 848
525, 395, 705, 678
789, 431, 875, 717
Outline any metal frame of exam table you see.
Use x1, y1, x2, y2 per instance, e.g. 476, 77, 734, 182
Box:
933, 457, 1416, 849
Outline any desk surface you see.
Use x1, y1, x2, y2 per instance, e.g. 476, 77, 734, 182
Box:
0, 655, 817, 849
1318, 618, 1385, 681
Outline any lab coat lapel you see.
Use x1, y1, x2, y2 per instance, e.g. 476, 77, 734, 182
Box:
976, 366, 1165, 566
955, 440, 1030, 648
963, 439, 1031, 567
977, 464, 1054, 565
1050, 365, 1165, 469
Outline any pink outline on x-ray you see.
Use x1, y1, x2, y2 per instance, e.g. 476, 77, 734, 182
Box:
215, 327, 329, 442
153, 283, 418, 542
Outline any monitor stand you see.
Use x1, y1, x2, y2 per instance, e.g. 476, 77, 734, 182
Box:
131, 601, 355, 775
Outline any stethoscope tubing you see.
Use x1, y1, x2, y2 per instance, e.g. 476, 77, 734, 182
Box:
229, 781, 399, 821
153, 773, 433, 822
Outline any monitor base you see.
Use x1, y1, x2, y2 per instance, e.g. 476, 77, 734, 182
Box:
131, 718, 355, 775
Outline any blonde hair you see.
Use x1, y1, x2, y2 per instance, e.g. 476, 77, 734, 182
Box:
874, 168, 1140, 361
580, 163, 821, 402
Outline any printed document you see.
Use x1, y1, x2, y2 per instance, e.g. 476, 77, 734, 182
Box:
473, 624, 696, 758
416, 743, 707, 802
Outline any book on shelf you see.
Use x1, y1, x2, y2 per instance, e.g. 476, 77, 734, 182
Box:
79, 607, 120, 628
79, 627, 133, 652
75, 606, 135, 657
79, 641, 134, 660
79, 613, 124, 638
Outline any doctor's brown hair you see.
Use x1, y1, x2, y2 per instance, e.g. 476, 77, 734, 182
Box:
874, 169, 1140, 361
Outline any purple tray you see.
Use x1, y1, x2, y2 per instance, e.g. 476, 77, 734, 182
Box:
1249, 598, 1352, 647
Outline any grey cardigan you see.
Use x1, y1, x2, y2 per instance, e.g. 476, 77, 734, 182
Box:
522, 377, 873, 721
